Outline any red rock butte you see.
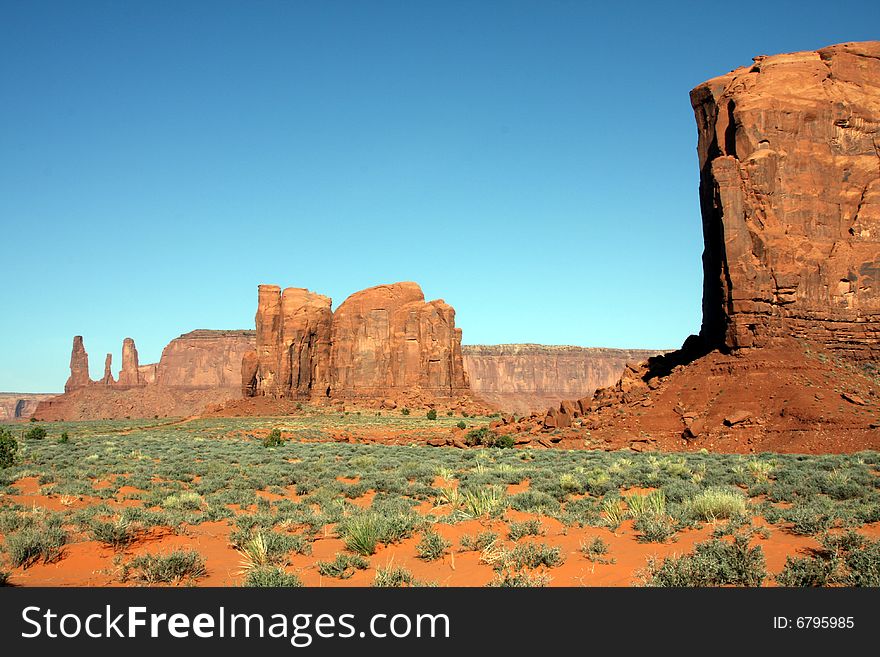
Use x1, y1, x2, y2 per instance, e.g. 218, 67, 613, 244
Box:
242, 281, 471, 404
692, 41, 880, 357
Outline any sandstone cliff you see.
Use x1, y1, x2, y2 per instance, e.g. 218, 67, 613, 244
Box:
157, 329, 256, 390
691, 41, 880, 357
0, 393, 57, 421
462, 344, 665, 413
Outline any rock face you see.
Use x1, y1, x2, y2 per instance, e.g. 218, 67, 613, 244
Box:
691, 41, 880, 358
330, 282, 469, 399
462, 344, 666, 413
244, 286, 332, 399
64, 336, 90, 392
157, 329, 256, 390
0, 393, 57, 421
243, 282, 470, 402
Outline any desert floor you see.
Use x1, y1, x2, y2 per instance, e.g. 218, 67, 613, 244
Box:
1, 412, 879, 587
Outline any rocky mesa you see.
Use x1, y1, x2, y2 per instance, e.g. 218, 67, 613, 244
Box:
462, 344, 665, 413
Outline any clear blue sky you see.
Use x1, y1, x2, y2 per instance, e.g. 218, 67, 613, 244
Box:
1, 1, 877, 391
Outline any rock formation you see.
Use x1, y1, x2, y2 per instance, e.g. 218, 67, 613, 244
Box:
64, 336, 90, 393
101, 354, 115, 385
244, 286, 332, 399
117, 338, 141, 387
462, 344, 666, 413
0, 393, 57, 421
242, 282, 470, 403
329, 282, 469, 399
157, 329, 256, 390
35, 330, 258, 420
691, 41, 880, 358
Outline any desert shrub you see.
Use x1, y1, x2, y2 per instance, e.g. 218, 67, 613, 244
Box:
687, 488, 748, 522
90, 517, 136, 549
782, 501, 836, 535
580, 536, 615, 564
456, 421, 467, 430
263, 429, 283, 448
493, 435, 515, 449
401, 408, 410, 416
123, 549, 206, 584
59, 432, 70, 444
0, 570, 9, 586
639, 534, 766, 587
231, 529, 311, 567
0, 429, 18, 468
426, 409, 437, 421
24, 426, 47, 441
508, 519, 543, 541
508, 490, 559, 515
776, 531, 880, 587
337, 512, 419, 556
242, 566, 302, 587
633, 513, 678, 543
317, 553, 369, 579
161, 491, 203, 510
499, 542, 564, 571
373, 565, 415, 587
416, 530, 451, 561
487, 569, 551, 587
601, 498, 628, 531
459, 487, 507, 518
626, 490, 667, 519
459, 531, 499, 552
6, 525, 68, 568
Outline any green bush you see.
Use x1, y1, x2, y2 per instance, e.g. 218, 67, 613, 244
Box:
122, 549, 207, 584
0, 429, 18, 468
633, 513, 678, 544
776, 531, 880, 587
24, 426, 47, 441
59, 432, 70, 444
508, 519, 543, 541
580, 536, 614, 564
459, 531, 499, 552
6, 526, 68, 568
0, 570, 9, 586
416, 530, 450, 561
263, 429, 283, 448
426, 409, 438, 421
687, 488, 748, 522
90, 517, 135, 549
401, 408, 410, 416
639, 534, 766, 587
337, 512, 419, 556
456, 421, 467, 430
243, 566, 302, 587
317, 553, 369, 579
499, 542, 565, 571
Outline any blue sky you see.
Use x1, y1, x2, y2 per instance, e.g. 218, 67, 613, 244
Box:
1, 1, 877, 391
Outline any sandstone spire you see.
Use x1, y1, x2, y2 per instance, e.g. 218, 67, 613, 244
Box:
64, 336, 91, 392
117, 337, 141, 387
